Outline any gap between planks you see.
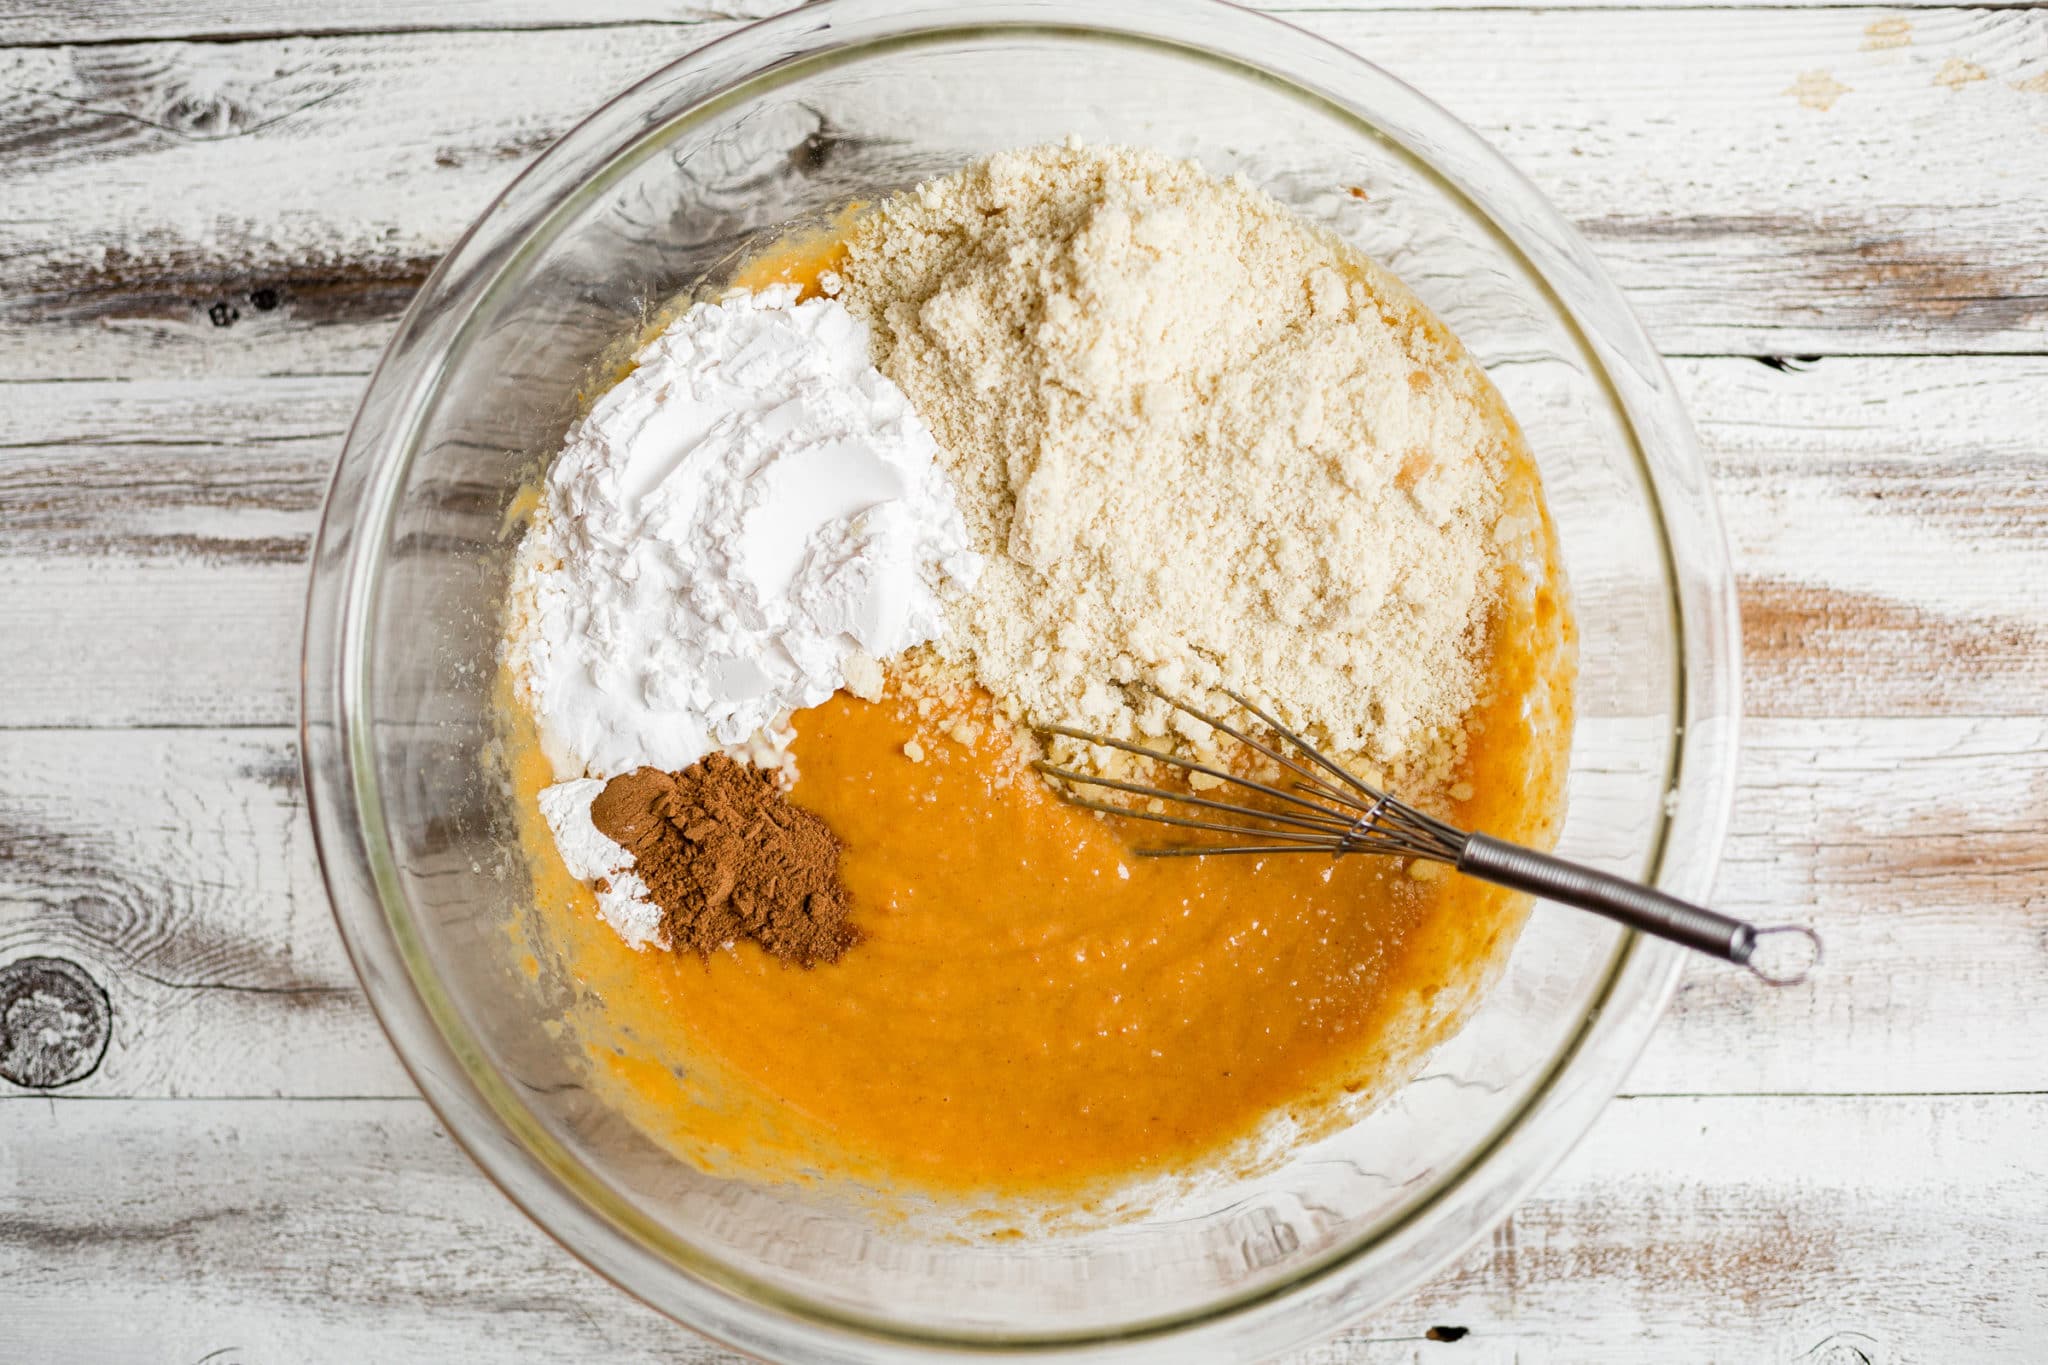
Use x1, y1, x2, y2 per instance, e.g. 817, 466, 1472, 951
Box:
7, 355, 2045, 727
3, 715, 2045, 1099
2, 1092, 2041, 1365
5, 9, 2048, 365
6, 0, 2044, 49
14, 352, 2048, 391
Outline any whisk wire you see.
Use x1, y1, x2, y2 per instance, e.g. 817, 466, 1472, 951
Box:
1140, 686, 1359, 810
1056, 795, 1352, 847
1220, 688, 1471, 859
1035, 764, 1355, 838
1039, 732, 1464, 862
1218, 687, 1388, 809
1041, 724, 1358, 828
1137, 844, 1373, 859
1038, 689, 1822, 986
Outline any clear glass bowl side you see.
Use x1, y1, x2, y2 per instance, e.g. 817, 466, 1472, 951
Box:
302, 2, 1734, 1360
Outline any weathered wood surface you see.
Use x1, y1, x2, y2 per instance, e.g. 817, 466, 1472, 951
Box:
0, 726, 407, 1098
6, 357, 2043, 728
5, 1093, 2042, 1363
0, 0, 2024, 47
4, 0, 2045, 1361
4, 8, 2048, 381
0, 0, 762, 45
3, 714, 2038, 1101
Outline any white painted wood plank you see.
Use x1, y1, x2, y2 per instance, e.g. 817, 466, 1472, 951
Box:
0, 0, 2009, 48
4, 9, 2047, 379
7, 356, 2043, 728
1328, 1092, 2048, 1363
0, 727, 410, 1098
1631, 715, 2048, 1097
2, 715, 2040, 1099
1679, 355, 2048, 719
3, 1093, 2041, 1361
0, 557, 306, 727
2, 6, 2034, 1355
0, 0, 765, 46
0, 376, 335, 728
0, 1098, 732, 1364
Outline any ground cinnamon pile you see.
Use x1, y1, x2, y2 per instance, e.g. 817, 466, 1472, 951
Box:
589, 755, 858, 967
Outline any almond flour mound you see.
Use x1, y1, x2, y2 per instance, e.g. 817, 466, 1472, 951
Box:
837, 142, 1513, 790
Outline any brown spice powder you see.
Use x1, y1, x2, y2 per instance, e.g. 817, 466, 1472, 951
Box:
589, 755, 858, 967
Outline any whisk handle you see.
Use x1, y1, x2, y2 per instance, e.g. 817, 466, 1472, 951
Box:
1458, 834, 1792, 977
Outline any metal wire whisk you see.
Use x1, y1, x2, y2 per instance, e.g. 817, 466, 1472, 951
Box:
1038, 688, 1821, 986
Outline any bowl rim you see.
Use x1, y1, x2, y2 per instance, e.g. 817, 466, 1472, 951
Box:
300, 0, 1740, 1358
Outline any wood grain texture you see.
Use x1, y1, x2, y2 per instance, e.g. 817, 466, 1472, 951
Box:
4, 4, 2044, 1360
1631, 715, 2048, 1095
3, 715, 2039, 1099
0, 726, 408, 1098
0, 0, 2014, 47
0, 377, 334, 727
6, 357, 2043, 729
3, 8, 2047, 382
4, 1093, 2042, 1362
0, 0, 768, 45
1687, 356, 2048, 718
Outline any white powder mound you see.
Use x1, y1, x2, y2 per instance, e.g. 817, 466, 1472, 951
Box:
536, 778, 666, 950
510, 285, 982, 782
838, 143, 1509, 783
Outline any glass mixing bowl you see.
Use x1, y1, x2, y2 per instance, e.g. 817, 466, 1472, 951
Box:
301, 1, 1740, 1359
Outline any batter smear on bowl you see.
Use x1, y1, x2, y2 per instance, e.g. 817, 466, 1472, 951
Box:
498, 142, 1574, 1201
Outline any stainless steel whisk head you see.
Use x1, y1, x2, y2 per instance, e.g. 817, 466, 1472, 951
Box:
1038, 687, 1822, 986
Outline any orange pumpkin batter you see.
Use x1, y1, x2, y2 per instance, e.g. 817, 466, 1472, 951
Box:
498, 220, 1575, 1204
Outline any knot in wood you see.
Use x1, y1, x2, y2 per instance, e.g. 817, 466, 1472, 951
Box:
0, 956, 112, 1089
